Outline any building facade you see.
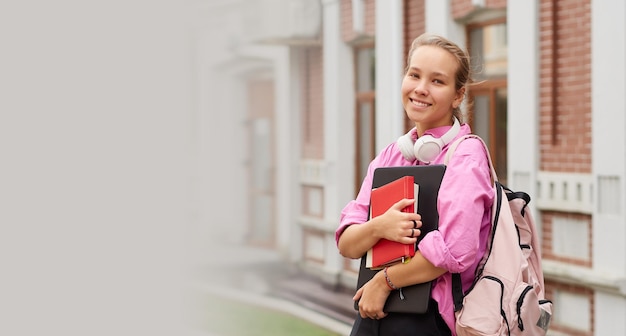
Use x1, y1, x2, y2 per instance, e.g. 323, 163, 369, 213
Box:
201, 0, 626, 335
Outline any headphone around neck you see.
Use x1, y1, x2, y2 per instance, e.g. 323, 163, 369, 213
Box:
397, 117, 461, 163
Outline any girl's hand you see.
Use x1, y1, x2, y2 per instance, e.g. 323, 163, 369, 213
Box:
377, 198, 422, 244
353, 272, 391, 320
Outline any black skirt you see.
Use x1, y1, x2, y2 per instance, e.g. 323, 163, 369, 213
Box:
350, 299, 452, 336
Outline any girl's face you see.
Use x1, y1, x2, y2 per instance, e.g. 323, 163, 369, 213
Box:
401, 45, 464, 134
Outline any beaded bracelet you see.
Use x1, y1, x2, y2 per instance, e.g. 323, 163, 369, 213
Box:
383, 267, 399, 290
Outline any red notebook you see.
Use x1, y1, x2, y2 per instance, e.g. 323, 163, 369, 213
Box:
365, 175, 419, 270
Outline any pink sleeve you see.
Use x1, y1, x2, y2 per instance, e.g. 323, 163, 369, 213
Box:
417, 138, 494, 273
335, 144, 406, 244
335, 164, 375, 244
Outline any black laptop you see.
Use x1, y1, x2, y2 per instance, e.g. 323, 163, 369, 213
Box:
354, 164, 446, 314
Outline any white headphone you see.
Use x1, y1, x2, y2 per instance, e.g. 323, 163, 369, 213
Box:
397, 117, 461, 163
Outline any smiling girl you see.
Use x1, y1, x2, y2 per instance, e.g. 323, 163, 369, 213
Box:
336, 33, 494, 336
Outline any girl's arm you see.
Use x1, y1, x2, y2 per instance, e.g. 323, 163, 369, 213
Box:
380, 252, 446, 287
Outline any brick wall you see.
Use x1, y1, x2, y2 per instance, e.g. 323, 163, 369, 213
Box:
340, 0, 376, 43
451, 0, 475, 19
539, 0, 592, 173
404, 0, 425, 63
537, 2, 593, 334
301, 47, 325, 160
485, 0, 507, 9
340, 0, 353, 42
364, 0, 375, 37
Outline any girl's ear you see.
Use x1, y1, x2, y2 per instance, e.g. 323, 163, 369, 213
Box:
453, 87, 466, 108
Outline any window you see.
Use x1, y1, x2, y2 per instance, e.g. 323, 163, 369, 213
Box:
467, 20, 508, 184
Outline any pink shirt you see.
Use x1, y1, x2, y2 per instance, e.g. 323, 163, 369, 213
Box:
336, 124, 494, 335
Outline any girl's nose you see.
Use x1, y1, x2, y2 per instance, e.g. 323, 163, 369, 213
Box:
414, 83, 428, 96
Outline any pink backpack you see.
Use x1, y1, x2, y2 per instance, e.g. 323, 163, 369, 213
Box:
445, 135, 553, 336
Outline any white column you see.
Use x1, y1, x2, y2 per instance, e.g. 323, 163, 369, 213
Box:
272, 47, 298, 257
375, 0, 405, 150
286, 48, 304, 263
321, 0, 355, 277
424, 0, 465, 47
592, 0, 626, 334
596, 291, 626, 336
507, 1, 539, 194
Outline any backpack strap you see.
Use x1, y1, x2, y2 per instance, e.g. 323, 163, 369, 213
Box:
451, 273, 464, 312
444, 134, 498, 185
452, 181, 505, 312
446, 134, 499, 312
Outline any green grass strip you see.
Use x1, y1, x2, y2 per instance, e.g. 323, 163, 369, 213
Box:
206, 293, 342, 336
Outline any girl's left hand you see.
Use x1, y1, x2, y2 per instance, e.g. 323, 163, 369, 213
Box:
353, 272, 391, 320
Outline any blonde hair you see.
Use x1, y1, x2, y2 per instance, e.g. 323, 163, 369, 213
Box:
405, 33, 472, 122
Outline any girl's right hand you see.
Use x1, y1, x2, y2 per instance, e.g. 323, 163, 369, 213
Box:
376, 198, 422, 244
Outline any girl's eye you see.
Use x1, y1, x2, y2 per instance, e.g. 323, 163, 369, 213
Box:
433, 79, 444, 84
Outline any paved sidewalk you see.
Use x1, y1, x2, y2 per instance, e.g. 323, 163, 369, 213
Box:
194, 241, 355, 336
